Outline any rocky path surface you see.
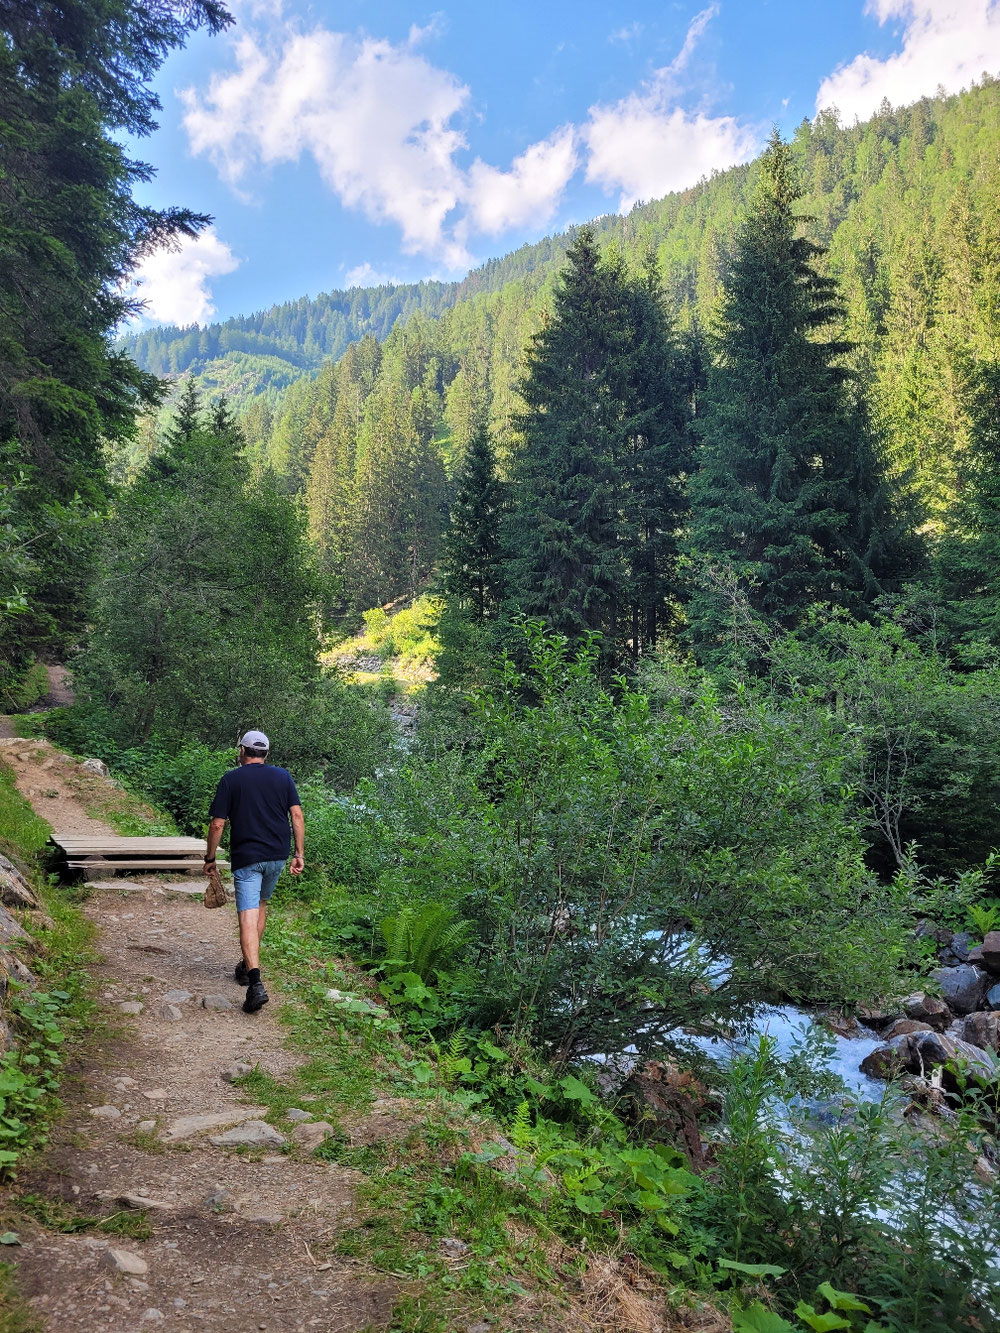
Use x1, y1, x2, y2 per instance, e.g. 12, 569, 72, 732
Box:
0, 740, 397, 1332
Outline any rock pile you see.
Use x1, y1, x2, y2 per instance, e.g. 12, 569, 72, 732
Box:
860, 923, 1000, 1089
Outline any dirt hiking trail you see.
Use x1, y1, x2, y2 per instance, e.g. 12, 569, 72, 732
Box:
0, 738, 398, 1332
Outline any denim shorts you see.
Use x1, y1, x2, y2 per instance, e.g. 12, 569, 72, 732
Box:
232, 859, 285, 913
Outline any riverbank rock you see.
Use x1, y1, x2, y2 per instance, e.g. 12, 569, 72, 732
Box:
931, 965, 986, 1015
987, 983, 1000, 1010
883, 1018, 933, 1039
621, 1060, 710, 1169
939, 931, 974, 966
982, 931, 1000, 973
860, 1030, 996, 1083
962, 1011, 1000, 1050
856, 1004, 902, 1031
860, 1038, 909, 1079
902, 992, 951, 1030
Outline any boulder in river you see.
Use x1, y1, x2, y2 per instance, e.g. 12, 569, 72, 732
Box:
986, 983, 1000, 1011
860, 1037, 910, 1079
981, 931, 1000, 974
962, 1011, 1000, 1051
855, 1004, 902, 1031
909, 1030, 995, 1081
902, 991, 951, 1030
883, 1018, 933, 1038
931, 965, 987, 1015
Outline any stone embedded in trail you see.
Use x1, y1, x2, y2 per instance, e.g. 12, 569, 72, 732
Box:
161, 1107, 267, 1142
162, 989, 192, 1005
90, 1105, 122, 1119
99, 1192, 172, 1213
209, 1119, 285, 1148
962, 1011, 1000, 1050
203, 1186, 235, 1211
200, 994, 232, 1011
221, 1061, 253, 1083
902, 991, 951, 1030
119, 1001, 143, 1015
285, 1108, 312, 1122
136, 1119, 156, 1134
883, 1018, 933, 1039
143, 1089, 167, 1101
290, 1120, 332, 1151
982, 932, 1000, 973
103, 1248, 148, 1276
931, 965, 987, 1015
160, 1003, 183, 1022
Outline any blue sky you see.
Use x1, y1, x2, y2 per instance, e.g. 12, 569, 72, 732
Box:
128, 0, 1000, 327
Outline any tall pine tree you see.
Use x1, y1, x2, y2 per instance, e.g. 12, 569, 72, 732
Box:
504, 229, 691, 660
444, 417, 507, 621
686, 130, 914, 657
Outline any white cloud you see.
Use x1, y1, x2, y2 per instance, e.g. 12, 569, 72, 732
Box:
584, 6, 759, 210
344, 262, 403, 288
464, 125, 578, 235
130, 228, 239, 327
817, 0, 1000, 121
182, 27, 472, 266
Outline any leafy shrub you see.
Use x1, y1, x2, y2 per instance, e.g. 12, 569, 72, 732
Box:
358, 624, 910, 1064
362, 596, 441, 664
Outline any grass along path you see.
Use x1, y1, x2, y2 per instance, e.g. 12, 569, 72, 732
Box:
0, 738, 722, 1333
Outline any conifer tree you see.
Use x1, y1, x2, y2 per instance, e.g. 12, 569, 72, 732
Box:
444, 418, 507, 620
686, 130, 913, 656
503, 228, 630, 647
504, 229, 692, 660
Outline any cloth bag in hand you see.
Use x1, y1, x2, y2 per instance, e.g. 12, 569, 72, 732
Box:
204, 863, 227, 909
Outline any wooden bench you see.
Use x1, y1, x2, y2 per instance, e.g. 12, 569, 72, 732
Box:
49, 834, 228, 875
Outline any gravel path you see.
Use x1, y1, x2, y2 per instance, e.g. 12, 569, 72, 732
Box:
0, 740, 396, 1332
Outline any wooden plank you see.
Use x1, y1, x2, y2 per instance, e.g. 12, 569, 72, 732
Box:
68, 859, 229, 871
52, 836, 207, 851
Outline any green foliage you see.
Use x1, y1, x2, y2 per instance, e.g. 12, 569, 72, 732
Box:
967, 900, 1000, 938
444, 419, 507, 621
0, 763, 50, 857
379, 904, 470, 982
0, 0, 232, 671
361, 596, 442, 664
687, 131, 915, 659
752, 608, 1000, 875
503, 228, 692, 662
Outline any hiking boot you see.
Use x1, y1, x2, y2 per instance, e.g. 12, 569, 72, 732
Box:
234, 958, 249, 986
243, 980, 269, 1014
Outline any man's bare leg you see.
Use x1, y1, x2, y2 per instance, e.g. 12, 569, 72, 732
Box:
239, 908, 261, 970
238, 903, 268, 970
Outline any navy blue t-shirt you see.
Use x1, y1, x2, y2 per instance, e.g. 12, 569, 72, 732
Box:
209, 764, 300, 870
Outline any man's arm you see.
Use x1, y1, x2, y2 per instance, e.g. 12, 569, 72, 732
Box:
290, 804, 305, 876
205, 817, 226, 870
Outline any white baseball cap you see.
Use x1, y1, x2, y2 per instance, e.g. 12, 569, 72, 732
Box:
239, 730, 269, 750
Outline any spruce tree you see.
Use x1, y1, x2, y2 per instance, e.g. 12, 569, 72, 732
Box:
444, 419, 507, 620
503, 228, 629, 648
686, 130, 913, 656
504, 229, 692, 660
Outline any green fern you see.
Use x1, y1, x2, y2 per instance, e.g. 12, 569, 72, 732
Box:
379, 902, 470, 981
967, 900, 1000, 938
510, 1099, 534, 1152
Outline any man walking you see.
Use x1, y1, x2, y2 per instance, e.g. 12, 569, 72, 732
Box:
204, 730, 304, 1014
